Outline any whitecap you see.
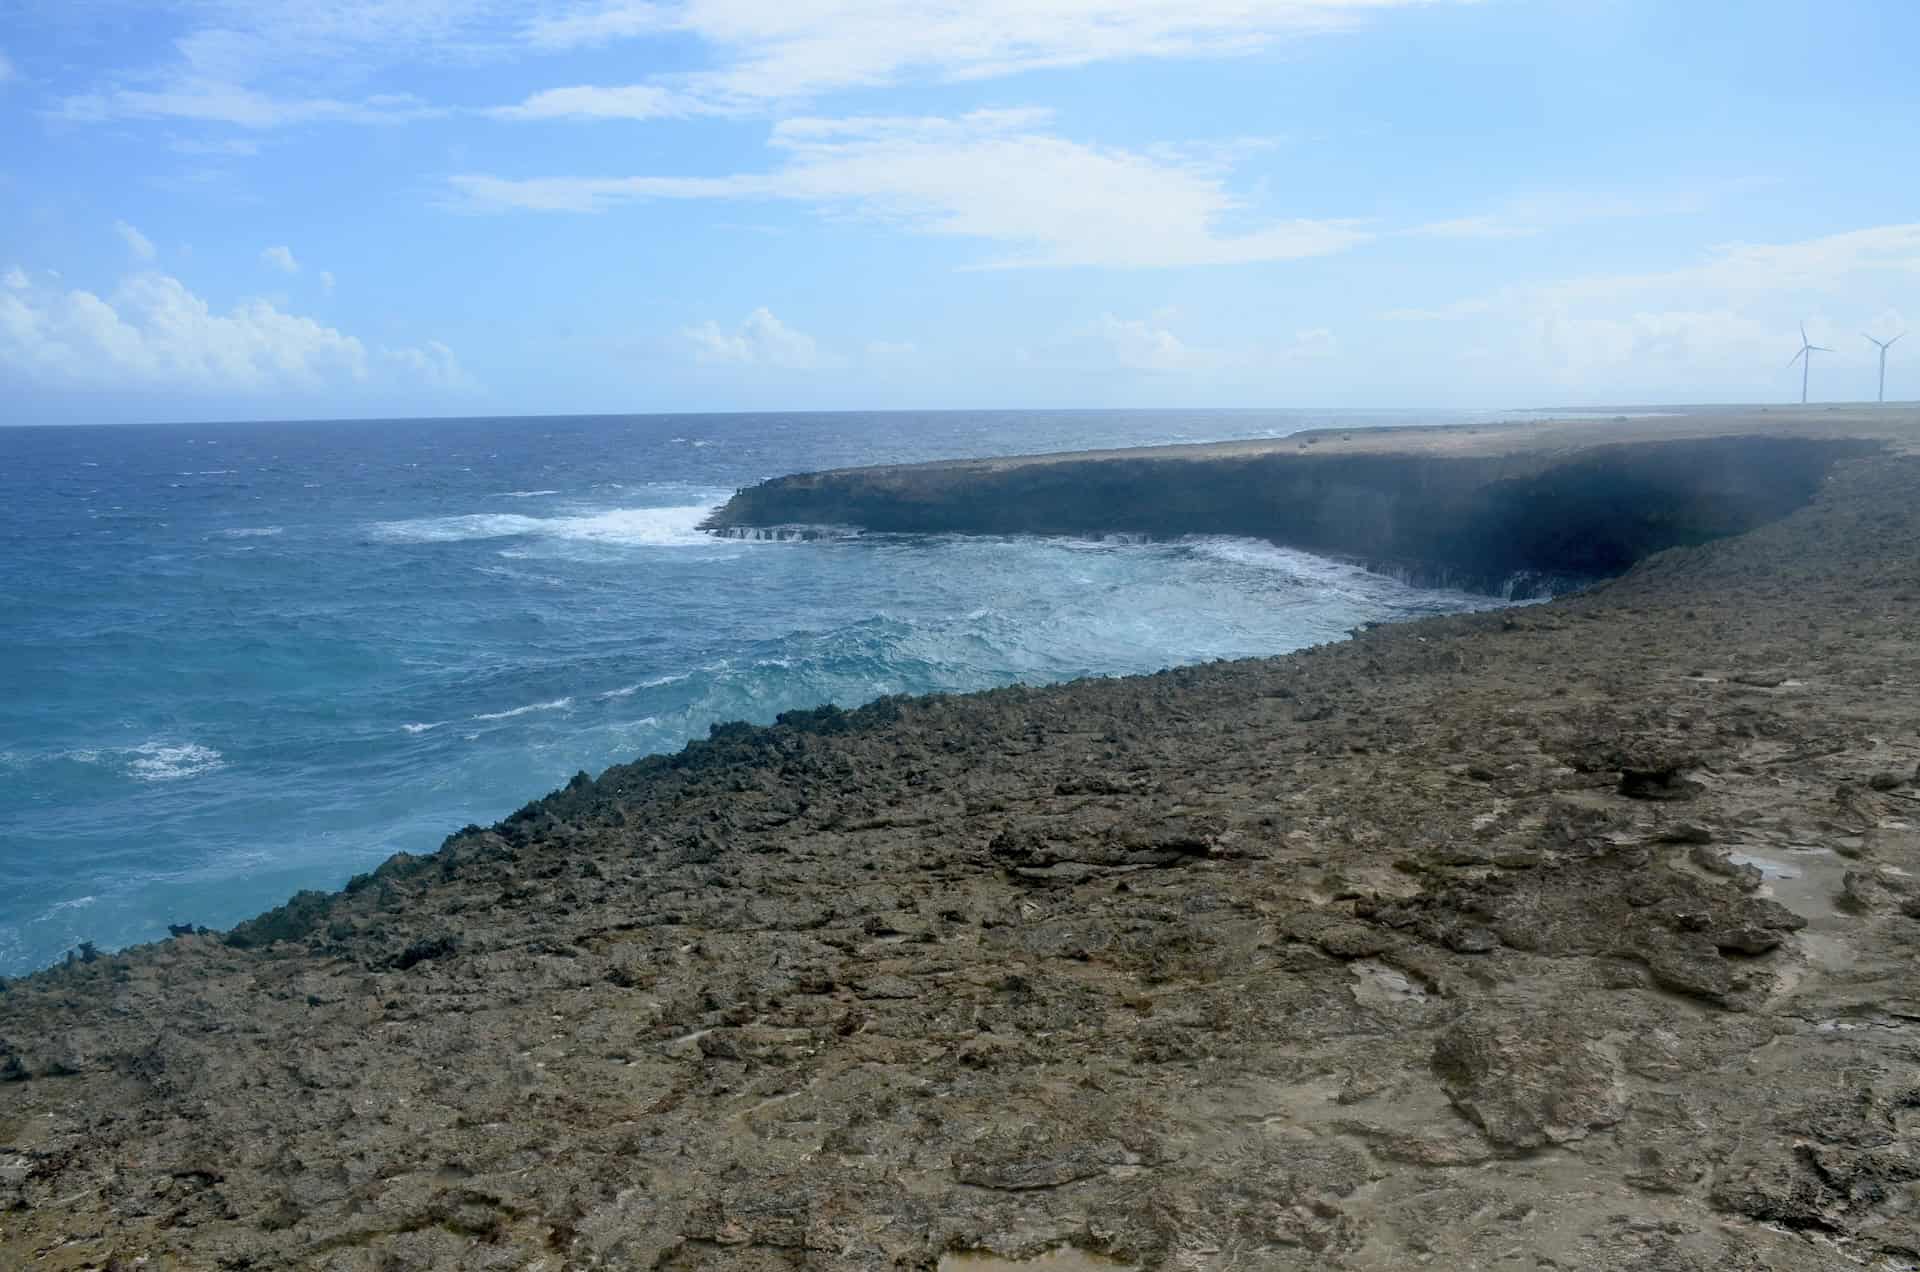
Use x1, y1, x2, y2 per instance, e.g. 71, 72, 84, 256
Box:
472, 696, 573, 722
218, 526, 283, 539
45, 895, 98, 914
599, 673, 690, 699
496, 490, 560, 498
369, 512, 545, 544
125, 742, 224, 782
401, 721, 446, 734
369, 502, 717, 548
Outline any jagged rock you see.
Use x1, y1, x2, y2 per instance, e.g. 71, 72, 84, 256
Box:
1432, 1014, 1626, 1148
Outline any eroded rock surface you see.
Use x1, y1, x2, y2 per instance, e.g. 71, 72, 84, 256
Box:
3, 453, 1920, 1269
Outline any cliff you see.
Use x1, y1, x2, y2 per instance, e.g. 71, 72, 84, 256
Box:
703, 410, 1905, 594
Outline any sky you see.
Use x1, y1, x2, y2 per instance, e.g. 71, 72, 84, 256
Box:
1, 0, 1917, 425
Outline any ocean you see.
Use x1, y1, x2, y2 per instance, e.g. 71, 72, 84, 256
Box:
0, 409, 1504, 976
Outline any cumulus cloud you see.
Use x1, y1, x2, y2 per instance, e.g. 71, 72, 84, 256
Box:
320, 270, 336, 294
452, 110, 1370, 269
4, 267, 28, 290
0, 269, 467, 395
261, 245, 300, 273
684, 307, 820, 368
114, 221, 157, 261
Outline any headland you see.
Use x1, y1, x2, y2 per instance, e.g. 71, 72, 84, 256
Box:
701, 405, 1914, 595
4, 406, 1920, 1270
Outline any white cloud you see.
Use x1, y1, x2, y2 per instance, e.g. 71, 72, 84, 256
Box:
54, 84, 443, 129
1407, 191, 1712, 242
0, 269, 467, 395
4, 267, 27, 291
865, 339, 916, 356
1388, 223, 1920, 325
168, 136, 264, 156
261, 245, 300, 273
1283, 326, 1338, 360
50, 1, 1466, 140
49, 1, 527, 127
684, 307, 820, 368
1092, 313, 1219, 371
525, 2, 670, 49
1381, 222, 1920, 395
525, 1, 1456, 106
492, 83, 694, 121
114, 221, 157, 261
0, 49, 14, 84
320, 270, 336, 294
55, 0, 1462, 131
453, 110, 1371, 269
1411, 215, 1541, 241
382, 340, 476, 389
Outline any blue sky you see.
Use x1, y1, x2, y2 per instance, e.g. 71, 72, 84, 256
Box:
2, 0, 1917, 424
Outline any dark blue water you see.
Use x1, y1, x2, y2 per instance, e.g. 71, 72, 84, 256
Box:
0, 409, 1500, 975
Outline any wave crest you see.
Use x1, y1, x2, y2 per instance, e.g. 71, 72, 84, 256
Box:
125, 742, 225, 782
369, 503, 717, 547
472, 696, 573, 722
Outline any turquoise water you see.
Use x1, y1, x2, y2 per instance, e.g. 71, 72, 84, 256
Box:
0, 409, 1499, 974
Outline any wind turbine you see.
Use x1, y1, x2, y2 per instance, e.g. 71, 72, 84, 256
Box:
1786, 323, 1833, 404
1864, 331, 1905, 403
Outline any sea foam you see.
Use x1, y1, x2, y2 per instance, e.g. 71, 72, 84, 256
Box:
472, 697, 573, 722
125, 742, 224, 782
369, 502, 716, 548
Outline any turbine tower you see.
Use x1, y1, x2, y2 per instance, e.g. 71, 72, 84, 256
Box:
1864, 331, 1906, 403
1786, 323, 1833, 404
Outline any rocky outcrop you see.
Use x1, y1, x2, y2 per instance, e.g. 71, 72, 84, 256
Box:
704, 433, 1882, 595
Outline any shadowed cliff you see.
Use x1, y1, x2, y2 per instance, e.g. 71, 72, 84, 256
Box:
702, 431, 1885, 596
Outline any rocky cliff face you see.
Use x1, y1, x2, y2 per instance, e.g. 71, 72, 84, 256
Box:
704, 435, 1881, 595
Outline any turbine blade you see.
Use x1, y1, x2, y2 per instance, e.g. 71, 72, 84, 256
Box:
1864, 333, 1884, 347
1786, 349, 1806, 368
1811, 345, 1834, 352
1892, 332, 1908, 347
1801, 322, 1809, 343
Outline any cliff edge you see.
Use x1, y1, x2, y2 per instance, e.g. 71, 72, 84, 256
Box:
702, 407, 1909, 594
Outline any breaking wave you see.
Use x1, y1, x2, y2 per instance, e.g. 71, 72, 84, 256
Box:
368, 503, 717, 548
472, 696, 574, 722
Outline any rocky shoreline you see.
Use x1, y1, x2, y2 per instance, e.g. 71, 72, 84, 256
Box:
5, 416, 1920, 1269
